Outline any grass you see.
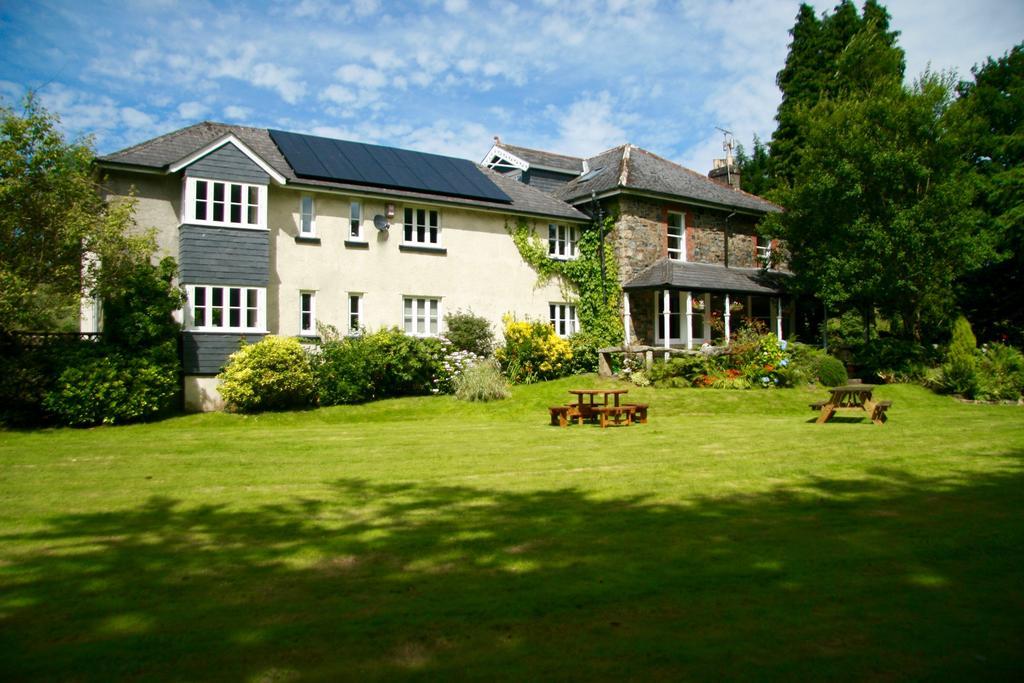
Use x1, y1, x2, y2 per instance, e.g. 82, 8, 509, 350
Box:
1, 377, 1022, 681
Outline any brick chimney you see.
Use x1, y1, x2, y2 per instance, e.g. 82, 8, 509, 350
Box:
708, 158, 741, 190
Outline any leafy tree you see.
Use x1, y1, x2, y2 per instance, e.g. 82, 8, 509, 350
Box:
770, 1, 905, 185
0, 95, 153, 332
763, 74, 990, 342
950, 44, 1024, 345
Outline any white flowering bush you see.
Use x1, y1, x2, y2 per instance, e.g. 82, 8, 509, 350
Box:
433, 337, 483, 394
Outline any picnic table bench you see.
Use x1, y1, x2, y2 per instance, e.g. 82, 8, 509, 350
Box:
550, 389, 649, 428
811, 384, 892, 425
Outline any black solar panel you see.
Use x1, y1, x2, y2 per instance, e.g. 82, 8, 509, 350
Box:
269, 129, 512, 203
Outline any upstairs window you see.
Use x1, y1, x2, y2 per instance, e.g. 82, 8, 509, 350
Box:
403, 207, 440, 245
548, 224, 578, 260
187, 285, 265, 332
186, 178, 265, 229
549, 303, 579, 338
299, 195, 315, 236
350, 201, 362, 239
757, 242, 773, 268
668, 212, 685, 260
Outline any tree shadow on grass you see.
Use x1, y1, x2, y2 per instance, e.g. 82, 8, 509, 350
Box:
2, 459, 1023, 681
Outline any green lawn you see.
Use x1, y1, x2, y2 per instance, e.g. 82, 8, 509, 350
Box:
1, 378, 1022, 681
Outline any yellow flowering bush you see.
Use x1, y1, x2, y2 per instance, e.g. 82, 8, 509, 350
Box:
495, 315, 573, 384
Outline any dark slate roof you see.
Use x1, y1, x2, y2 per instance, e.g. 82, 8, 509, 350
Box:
99, 122, 588, 222
624, 258, 790, 294
496, 143, 584, 173
552, 144, 782, 215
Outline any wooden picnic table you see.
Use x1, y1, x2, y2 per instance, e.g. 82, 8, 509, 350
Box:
549, 389, 648, 428
812, 384, 891, 425
568, 388, 629, 410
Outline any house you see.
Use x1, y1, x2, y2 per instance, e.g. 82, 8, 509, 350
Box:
95, 122, 790, 411
95, 122, 589, 411
482, 139, 791, 350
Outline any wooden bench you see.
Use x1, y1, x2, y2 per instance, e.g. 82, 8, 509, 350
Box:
592, 405, 636, 428
809, 400, 828, 411
620, 403, 649, 424
549, 405, 582, 427
870, 400, 893, 425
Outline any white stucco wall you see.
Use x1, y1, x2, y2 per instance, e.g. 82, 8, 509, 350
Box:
183, 375, 225, 412
103, 172, 182, 261
268, 186, 569, 339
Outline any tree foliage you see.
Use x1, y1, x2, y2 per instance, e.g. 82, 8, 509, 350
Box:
0, 95, 153, 332
764, 74, 990, 341
734, 136, 772, 198
950, 43, 1024, 345
770, 1, 905, 186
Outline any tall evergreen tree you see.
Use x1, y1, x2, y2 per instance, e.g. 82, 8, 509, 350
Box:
769, 1, 905, 185
734, 136, 772, 197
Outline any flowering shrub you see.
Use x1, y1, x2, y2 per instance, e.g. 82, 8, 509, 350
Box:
434, 340, 483, 394
495, 315, 573, 384
736, 334, 789, 388
646, 333, 793, 390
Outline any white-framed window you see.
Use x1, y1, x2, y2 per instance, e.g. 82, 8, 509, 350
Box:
548, 223, 578, 260
549, 303, 579, 337
186, 285, 266, 332
348, 293, 363, 334
299, 195, 315, 236
403, 296, 440, 336
299, 291, 316, 336
403, 207, 440, 245
757, 242, 773, 268
656, 291, 709, 344
668, 212, 686, 261
350, 201, 362, 239
185, 177, 267, 229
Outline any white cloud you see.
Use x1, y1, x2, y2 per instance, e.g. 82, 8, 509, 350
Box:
223, 105, 252, 120
400, 119, 490, 160
177, 101, 208, 120
121, 106, 155, 129
334, 63, 388, 89
443, 0, 468, 14
320, 84, 357, 105
251, 62, 306, 104
551, 92, 627, 157
351, 0, 379, 17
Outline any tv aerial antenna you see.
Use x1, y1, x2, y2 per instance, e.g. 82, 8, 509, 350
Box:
716, 126, 736, 187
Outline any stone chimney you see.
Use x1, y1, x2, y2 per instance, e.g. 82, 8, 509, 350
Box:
708, 158, 741, 191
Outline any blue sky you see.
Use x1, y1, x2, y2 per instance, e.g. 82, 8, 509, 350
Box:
1, 0, 1021, 172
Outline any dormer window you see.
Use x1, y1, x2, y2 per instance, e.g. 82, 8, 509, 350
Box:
185, 177, 267, 229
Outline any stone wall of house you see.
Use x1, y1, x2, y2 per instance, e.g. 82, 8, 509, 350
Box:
687, 208, 760, 267
609, 196, 665, 283
627, 289, 656, 346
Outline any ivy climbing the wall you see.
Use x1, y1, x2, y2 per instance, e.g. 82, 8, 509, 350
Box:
509, 216, 623, 372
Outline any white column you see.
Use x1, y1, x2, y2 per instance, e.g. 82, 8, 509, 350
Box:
684, 291, 693, 350
662, 289, 671, 361
775, 296, 784, 341
623, 291, 632, 347
724, 292, 731, 341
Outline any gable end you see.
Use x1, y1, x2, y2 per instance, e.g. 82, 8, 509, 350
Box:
182, 143, 270, 184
